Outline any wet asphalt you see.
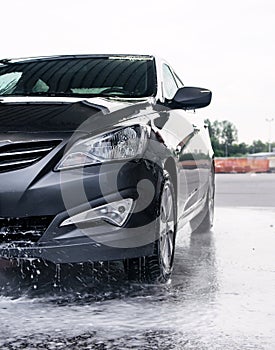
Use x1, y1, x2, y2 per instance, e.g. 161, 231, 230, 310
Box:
0, 173, 274, 350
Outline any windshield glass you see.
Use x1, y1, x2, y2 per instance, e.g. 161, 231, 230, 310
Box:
0, 56, 157, 98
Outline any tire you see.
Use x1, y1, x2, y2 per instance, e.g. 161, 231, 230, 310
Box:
190, 170, 215, 234
124, 171, 177, 283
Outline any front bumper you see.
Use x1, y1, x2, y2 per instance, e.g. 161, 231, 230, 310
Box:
0, 159, 162, 264
0, 232, 156, 264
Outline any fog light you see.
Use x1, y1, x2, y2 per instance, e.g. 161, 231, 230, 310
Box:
60, 198, 133, 227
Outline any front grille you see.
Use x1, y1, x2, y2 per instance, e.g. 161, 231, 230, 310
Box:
0, 216, 53, 245
0, 140, 61, 173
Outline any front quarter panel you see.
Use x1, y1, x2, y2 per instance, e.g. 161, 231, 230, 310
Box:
150, 106, 212, 219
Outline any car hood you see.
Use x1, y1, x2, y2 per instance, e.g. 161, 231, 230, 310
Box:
0, 96, 153, 134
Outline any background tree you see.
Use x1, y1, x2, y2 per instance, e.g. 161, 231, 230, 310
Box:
230, 142, 249, 157
205, 119, 275, 157
248, 140, 268, 153
205, 119, 223, 156
220, 120, 238, 156
205, 119, 238, 157
220, 120, 238, 145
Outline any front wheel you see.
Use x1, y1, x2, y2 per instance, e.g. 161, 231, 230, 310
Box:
124, 172, 177, 283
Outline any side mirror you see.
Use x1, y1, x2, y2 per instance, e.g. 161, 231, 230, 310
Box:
171, 86, 212, 110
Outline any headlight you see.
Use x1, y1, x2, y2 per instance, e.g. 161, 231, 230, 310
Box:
56, 125, 150, 170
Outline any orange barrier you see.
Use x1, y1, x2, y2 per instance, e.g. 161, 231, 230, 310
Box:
215, 158, 269, 173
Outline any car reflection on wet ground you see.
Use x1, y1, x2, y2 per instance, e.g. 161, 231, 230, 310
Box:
0, 174, 275, 349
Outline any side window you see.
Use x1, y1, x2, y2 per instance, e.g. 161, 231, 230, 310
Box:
32, 79, 49, 92
162, 64, 178, 100
0, 72, 22, 94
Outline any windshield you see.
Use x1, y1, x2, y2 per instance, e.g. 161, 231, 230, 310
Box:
0, 56, 157, 98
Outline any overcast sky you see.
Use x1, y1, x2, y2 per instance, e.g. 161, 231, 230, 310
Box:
1, 0, 275, 143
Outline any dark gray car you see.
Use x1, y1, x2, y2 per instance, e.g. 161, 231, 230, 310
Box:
0, 54, 214, 282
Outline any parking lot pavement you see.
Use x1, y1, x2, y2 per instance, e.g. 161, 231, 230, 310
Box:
215, 173, 275, 207
0, 174, 274, 349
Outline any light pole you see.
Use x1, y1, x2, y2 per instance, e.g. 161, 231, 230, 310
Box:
265, 118, 274, 153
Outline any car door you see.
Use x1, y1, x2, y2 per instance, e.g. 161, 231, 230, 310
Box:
158, 63, 211, 219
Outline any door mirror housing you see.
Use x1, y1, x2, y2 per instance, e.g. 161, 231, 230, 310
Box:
170, 87, 212, 110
